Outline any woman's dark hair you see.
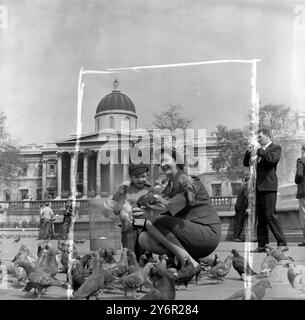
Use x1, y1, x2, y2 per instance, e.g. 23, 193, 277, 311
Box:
160, 147, 185, 171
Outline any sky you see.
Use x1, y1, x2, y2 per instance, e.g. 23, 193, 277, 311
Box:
0, 0, 304, 144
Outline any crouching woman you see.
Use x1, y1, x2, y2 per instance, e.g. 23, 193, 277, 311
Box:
137, 149, 221, 274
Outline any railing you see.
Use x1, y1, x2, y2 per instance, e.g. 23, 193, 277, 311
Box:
0, 197, 236, 211
0, 199, 89, 209
211, 196, 237, 211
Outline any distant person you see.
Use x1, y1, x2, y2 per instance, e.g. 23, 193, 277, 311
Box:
40, 202, 54, 240
62, 200, 73, 239
37, 203, 45, 240
244, 128, 288, 252
233, 178, 250, 242
295, 144, 305, 246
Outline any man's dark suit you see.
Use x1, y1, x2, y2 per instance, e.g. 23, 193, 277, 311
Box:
244, 143, 287, 247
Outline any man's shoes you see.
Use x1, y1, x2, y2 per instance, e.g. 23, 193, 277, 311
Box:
298, 242, 305, 247
233, 238, 242, 242
277, 245, 289, 252
250, 247, 266, 253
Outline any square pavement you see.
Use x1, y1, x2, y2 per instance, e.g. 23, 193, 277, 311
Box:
0, 238, 304, 300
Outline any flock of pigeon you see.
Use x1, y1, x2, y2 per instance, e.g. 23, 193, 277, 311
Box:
0, 239, 305, 300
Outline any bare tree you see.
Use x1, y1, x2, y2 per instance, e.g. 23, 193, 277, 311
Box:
211, 124, 249, 182
0, 112, 23, 186
251, 103, 297, 138
151, 104, 193, 132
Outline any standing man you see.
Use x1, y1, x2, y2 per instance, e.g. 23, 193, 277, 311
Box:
37, 202, 45, 240
244, 128, 288, 252
295, 144, 305, 246
62, 200, 73, 240
40, 202, 54, 240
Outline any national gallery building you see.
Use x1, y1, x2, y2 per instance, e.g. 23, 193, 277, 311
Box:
2, 80, 305, 202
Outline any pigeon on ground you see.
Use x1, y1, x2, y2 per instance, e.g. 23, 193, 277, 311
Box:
13, 236, 21, 243
7, 263, 28, 284
69, 258, 86, 292
72, 252, 105, 300
284, 262, 305, 292
81, 252, 95, 276
140, 268, 178, 300
231, 249, 257, 279
269, 247, 294, 263
150, 254, 168, 284
101, 250, 117, 265
109, 248, 129, 277
225, 279, 272, 300
256, 249, 278, 278
127, 250, 141, 274
37, 243, 45, 259
120, 262, 154, 299
175, 257, 196, 288
12, 245, 35, 267
23, 268, 69, 299
211, 254, 222, 268
35, 246, 59, 277
209, 254, 233, 283
138, 254, 147, 268
11, 245, 36, 281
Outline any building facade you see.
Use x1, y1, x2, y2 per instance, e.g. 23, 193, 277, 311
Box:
1, 81, 304, 201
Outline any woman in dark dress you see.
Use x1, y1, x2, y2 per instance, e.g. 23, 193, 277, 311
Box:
137, 149, 221, 271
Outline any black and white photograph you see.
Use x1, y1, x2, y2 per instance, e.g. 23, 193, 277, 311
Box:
0, 0, 305, 304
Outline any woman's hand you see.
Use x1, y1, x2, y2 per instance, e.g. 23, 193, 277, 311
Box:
153, 194, 169, 206
132, 207, 145, 218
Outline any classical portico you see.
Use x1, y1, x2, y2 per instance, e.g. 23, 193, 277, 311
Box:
49, 80, 141, 199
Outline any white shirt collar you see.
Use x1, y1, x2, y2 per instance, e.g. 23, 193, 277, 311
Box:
263, 141, 272, 150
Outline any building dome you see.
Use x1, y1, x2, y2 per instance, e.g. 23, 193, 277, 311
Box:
94, 80, 137, 132
95, 79, 136, 115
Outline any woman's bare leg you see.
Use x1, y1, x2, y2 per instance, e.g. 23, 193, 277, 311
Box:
138, 232, 172, 255
144, 220, 199, 268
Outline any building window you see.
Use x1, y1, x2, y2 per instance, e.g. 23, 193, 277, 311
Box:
38, 164, 42, 176
211, 183, 222, 197
109, 116, 115, 129
20, 189, 29, 200
194, 146, 199, 157
21, 165, 27, 176
4, 190, 10, 201
47, 188, 56, 199
231, 183, 242, 196
124, 117, 130, 131
48, 162, 55, 175
36, 189, 42, 200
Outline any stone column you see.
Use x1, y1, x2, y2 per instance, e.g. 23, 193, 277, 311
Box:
122, 148, 129, 182
42, 159, 47, 200
109, 161, 114, 194
96, 151, 101, 198
123, 164, 128, 182
83, 151, 88, 198
56, 152, 62, 199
